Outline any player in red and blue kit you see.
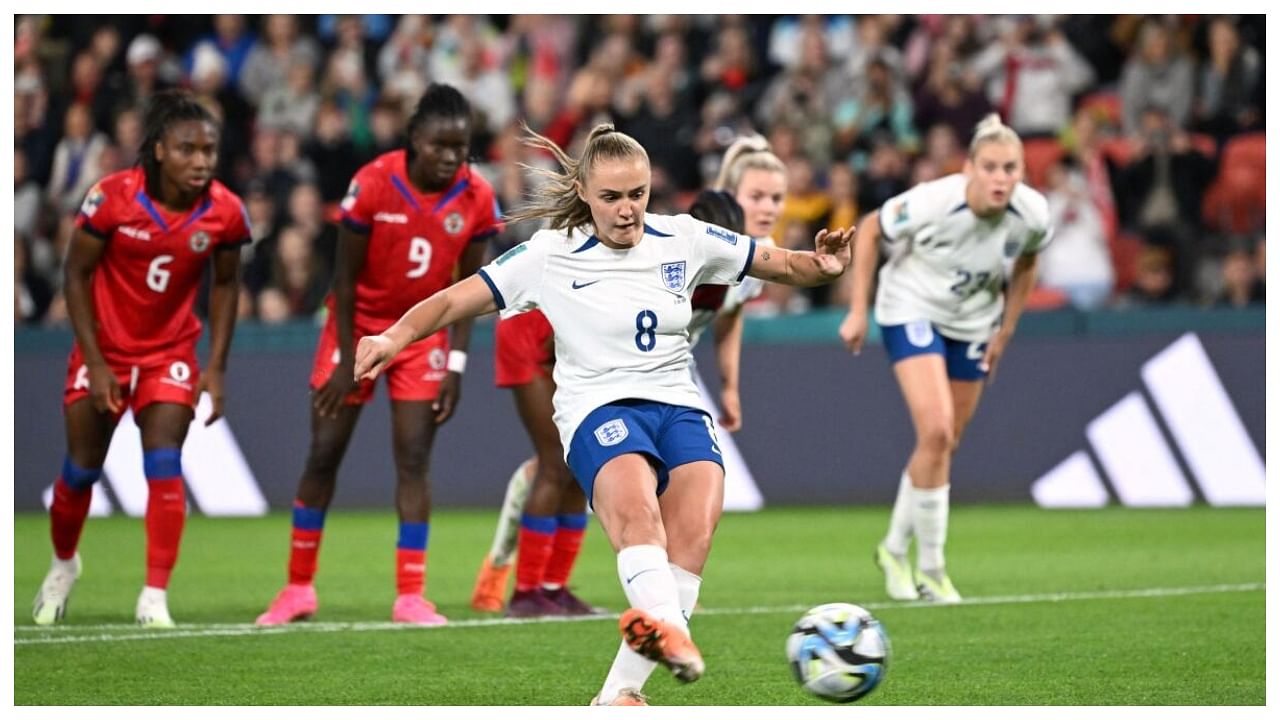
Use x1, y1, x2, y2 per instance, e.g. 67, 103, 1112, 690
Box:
33, 90, 249, 628
256, 84, 502, 626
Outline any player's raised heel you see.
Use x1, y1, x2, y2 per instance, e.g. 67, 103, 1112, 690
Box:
590, 688, 649, 706
33, 553, 82, 626
875, 543, 920, 601
256, 583, 318, 626
471, 556, 511, 613
619, 608, 704, 683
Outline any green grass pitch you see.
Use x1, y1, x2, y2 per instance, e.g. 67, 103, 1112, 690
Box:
13, 505, 1264, 705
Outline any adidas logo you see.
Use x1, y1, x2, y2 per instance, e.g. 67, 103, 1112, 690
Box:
41, 395, 268, 518
1032, 333, 1264, 508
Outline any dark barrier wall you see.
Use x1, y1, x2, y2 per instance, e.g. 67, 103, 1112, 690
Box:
13, 309, 1264, 510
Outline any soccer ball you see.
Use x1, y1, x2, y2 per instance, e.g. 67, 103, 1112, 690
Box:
785, 602, 889, 703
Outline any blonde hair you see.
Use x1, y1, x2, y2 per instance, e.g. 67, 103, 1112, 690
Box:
507, 123, 649, 234
713, 134, 786, 193
969, 113, 1022, 158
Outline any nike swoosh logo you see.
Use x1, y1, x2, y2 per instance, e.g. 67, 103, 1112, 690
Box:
572, 280, 601, 289
625, 568, 658, 585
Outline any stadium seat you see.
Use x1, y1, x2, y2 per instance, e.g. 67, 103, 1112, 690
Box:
1202, 133, 1265, 234
1109, 231, 1145, 292
1021, 138, 1066, 191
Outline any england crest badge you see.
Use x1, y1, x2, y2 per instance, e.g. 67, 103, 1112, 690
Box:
660, 261, 687, 292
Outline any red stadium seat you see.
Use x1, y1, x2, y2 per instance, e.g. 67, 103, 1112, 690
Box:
1202, 133, 1266, 234
1021, 138, 1066, 191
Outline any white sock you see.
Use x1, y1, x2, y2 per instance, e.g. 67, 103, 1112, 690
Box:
597, 545, 684, 703
911, 484, 950, 573
488, 461, 533, 565
615, 545, 684, 629
883, 471, 914, 557
669, 563, 702, 625
139, 586, 167, 603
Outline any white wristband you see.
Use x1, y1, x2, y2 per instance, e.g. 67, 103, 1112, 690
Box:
447, 350, 468, 374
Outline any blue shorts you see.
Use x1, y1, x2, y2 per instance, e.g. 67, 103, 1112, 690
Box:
880, 321, 988, 381
566, 399, 724, 505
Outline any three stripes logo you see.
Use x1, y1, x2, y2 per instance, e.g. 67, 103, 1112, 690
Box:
40, 395, 268, 518
1032, 333, 1264, 508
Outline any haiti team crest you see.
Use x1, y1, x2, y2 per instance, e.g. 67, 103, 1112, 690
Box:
189, 230, 211, 252
660, 261, 687, 292
444, 212, 465, 235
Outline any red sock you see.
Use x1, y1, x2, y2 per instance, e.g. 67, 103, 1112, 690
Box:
50, 477, 93, 560
396, 548, 427, 596
543, 526, 586, 588
289, 528, 324, 585
144, 478, 186, 589
515, 525, 555, 592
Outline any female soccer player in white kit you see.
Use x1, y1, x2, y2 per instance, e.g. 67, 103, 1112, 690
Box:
355, 124, 853, 705
839, 114, 1052, 603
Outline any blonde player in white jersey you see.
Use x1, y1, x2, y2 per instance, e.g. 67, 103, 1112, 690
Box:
839, 114, 1051, 604
468, 134, 788, 613
355, 124, 853, 705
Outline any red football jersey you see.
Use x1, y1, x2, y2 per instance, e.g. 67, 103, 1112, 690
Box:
74, 167, 250, 365
337, 150, 503, 322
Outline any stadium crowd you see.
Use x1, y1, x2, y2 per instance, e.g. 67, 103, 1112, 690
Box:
14, 14, 1266, 326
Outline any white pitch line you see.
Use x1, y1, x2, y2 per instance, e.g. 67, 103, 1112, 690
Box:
13, 582, 1263, 646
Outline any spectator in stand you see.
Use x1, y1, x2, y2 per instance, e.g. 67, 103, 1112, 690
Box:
117, 34, 171, 119
833, 56, 918, 166
913, 40, 992, 145
757, 28, 837, 167
187, 14, 256, 91
858, 140, 910, 213
970, 16, 1094, 137
378, 15, 433, 103
257, 61, 321, 140
240, 14, 322, 107
1117, 246, 1178, 306
304, 101, 362, 204
46, 103, 110, 216
265, 224, 330, 321
189, 41, 252, 182
700, 21, 765, 108
618, 69, 700, 192
1113, 106, 1215, 300
1119, 19, 1195, 137
65, 50, 115, 135
1039, 160, 1115, 310
1213, 236, 1265, 308
1193, 16, 1262, 144
109, 107, 144, 170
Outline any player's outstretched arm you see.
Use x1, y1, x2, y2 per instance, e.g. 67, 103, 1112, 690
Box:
746, 226, 854, 287
839, 211, 883, 355
354, 274, 498, 382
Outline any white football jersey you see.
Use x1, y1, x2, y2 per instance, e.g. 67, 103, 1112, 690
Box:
875, 174, 1053, 342
478, 213, 756, 451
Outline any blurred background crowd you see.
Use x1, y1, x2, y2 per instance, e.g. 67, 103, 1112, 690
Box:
14, 14, 1266, 326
